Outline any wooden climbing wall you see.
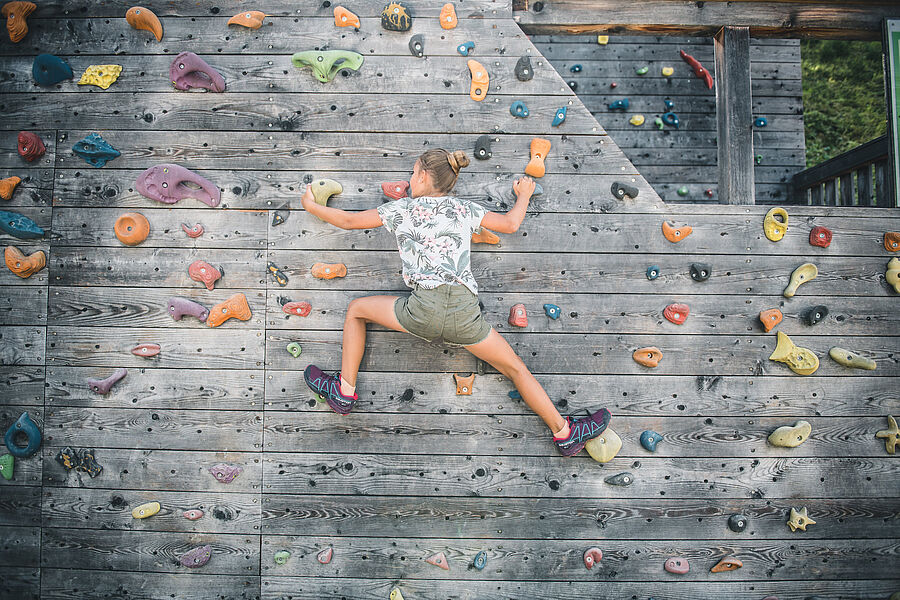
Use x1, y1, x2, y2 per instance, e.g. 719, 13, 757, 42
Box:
529, 34, 806, 204
0, 1, 898, 599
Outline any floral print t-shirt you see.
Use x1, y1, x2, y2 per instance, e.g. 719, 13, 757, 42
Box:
377, 195, 487, 295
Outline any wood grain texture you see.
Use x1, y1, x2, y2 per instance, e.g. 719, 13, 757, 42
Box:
0, 327, 45, 365
0, 525, 40, 567
0, 567, 39, 600
40, 569, 259, 600
0, 486, 41, 527
0, 366, 45, 407
715, 26, 755, 204
0, 286, 47, 326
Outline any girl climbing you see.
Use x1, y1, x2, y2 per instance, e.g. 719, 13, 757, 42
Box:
299, 148, 610, 456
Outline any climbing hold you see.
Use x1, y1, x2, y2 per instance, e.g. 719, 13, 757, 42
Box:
76, 448, 102, 477
206, 293, 252, 328
426, 551, 450, 570
508, 390, 521, 400
291, 50, 364, 83
676, 186, 688, 196
473, 135, 492, 161
629, 115, 645, 126
72, 132, 120, 168
228, 10, 267, 29
611, 182, 639, 200
763, 207, 788, 242
705, 189, 714, 198
662, 66, 674, 77
633, 347, 662, 368
4, 412, 40, 458
182, 223, 204, 238
131, 501, 160, 519
711, 557, 742, 572
514, 55, 533, 81
467, 59, 489, 101
17, 131, 45, 162
0, 453, 12, 480
439, 3, 457, 28
640, 430, 663, 451
114, 212, 150, 246
0, 176, 20, 200
783, 262, 817, 297
311, 263, 347, 279
551, 106, 567, 127
77, 65, 123, 90
136, 164, 221, 207
32, 54, 73, 86
473, 550, 487, 570
662, 111, 680, 128
569, 80, 577, 90
759, 309, 783, 332
0, 209, 44, 239
663, 303, 689, 325
382, 180, 410, 198
509, 100, 529, 118
755, 154, 763, 165
55, 446, 78, 470
2, 1, 34, 42
604, 472, 634, 486
875, 415, 900, 454
170, 51, 225, 92
87, 368, 127, 395
268, 262, 289, 286
663, 100, 675, 112
809, 226, 832, 248
167, 297, 209, 322
311, 179, 342, 206
754, 117, 768, 128
4, 246, 45, 278
646, 265, 660, 280
381, 2, 412, 31
544, 303, 560, 319
661, 221, 692, 243
457, 41, 474, 56
583, 547, 602, 569
883, 232, 900, 252
131, 343, 161, 358
508, 303, 528, 327
208, 463, 243, 483
274, 550, 291, 565
585, 428, 622, 463
180, 545, 212, 568
727, 514, 748, 532
680, 49, 713, 88
453, 373, 475, 395
126, 6, 163, 41
286, 342, 302, 358
654, 117, 663, 130
282, 301, 312, 317
829, 347, 876, 370
608, 99, 629, 111
769, 331, 819, 375
787, 507, 815, 532
317, 547, 333, 564
390, 589, 405, 600
664, 557, 689, 574
803, 305, 828, 326
408, 34, 425, 58
569, 64, 582, 73
471, 227, 499, 244
524, 138, 551, 178
188, 260, 223, 291
635, 65, 649, 75
332, 6, 359, 28
610, 82, 618, 89
887, 258, 900, 293
768, 420, 812, 447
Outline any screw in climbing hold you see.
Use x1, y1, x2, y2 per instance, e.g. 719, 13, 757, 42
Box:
690, 263, 710, 282
543, 303, 560, 319
664, 557, 690, 574
514, 55, 533, 81
583, 547, 602, 569
646, 265, 660, 280
274, 550, 291, 565
640, 430, 663, 451
633, 347, 662, 368
508, 304, 528, 327
661, 66, 674, 77
661, 220, 692, 242
808, 226, 832, 248
317, 547, 333, 564
608, 98, 629, 111
662, 111, 679, 128
0, 453, 13, 480
567, 80, 577, 90
179, 545, 212, 568
875, 415, 900, 454
727, 514, 748, 532
629, 114, 645, 126
787, 507, 815, 532
473, 550, 487, 570
754, 117, 768, 127
457, 41, 474, 56
425, 551, 450, 570
286, 342, 302, 358
509, 100, 529, 118
755, 154, 763, 165
803, 305, 828, 326
551, 107, 567, 127
604, 472, 634, 486
768, 421, 812, 447
611, 182, 639, 200
408, 33, 425, 58
654, 117, 664, 130
635, 65, 649, 75
570, 64, 582, 73
267, 261, 289, 286
676, 186, 689, 197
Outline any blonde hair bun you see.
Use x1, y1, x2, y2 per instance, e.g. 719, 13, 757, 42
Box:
449, 150, 470, 172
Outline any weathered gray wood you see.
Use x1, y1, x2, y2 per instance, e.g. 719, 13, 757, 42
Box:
0, 130, 56, 173
0, 366, 44, 407
824, 178, 837, 205
839, 172, 855, 205
857, 164, 873, 206
602, 113, 804, 134
0, 486, 41, 527
42, 569, 258, 600
535, 74, 802, 96
535, 39, 801, 63
0, 207, 51, 245
0, 185, 51, 209
875, 159, 895, 207
555, 58, 800, 80
529, 35, 802, 47
0, 286, 47, 325
0, 327, 45, 365
0, 525, 40, 566
606, 128, 803, 148
578, 94, 803, 117
0, 567, 39, 600
714, 26, 754, 204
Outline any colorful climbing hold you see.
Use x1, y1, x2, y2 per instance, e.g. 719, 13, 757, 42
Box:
317, 547, 333, 564
610, 82, 618, 88
883, 232, 900, 252
17, 131, 45, 162
875, 415, 900, 454
585, 428, 621, 463
180, 545, 212, 568
467, 59, 489, 101
769, 331, 819, 375
208, 463, 243, 483
629, 115, 645, 126
126, 6, 163, 41
767, 420, 812, 447
763, 207, 788, 242
663, 303, 689, 325
136, 164, 221, 207
727, 514, 747, 532
711, 556, 742, 572
803, 305, 828, 326
114, 212, 150, 246
311, 179, 343, 206
229, 10, 268, 29
787, 506, 815, 532
473, 550, 487, 570
206, 293, 252, 328
286, 342, 302, 358
408, 33, 425, 58
55, 446, 78, 470
381, 2, 412, 31
273, 550, 291, 565
72, 132, 120, 168
608, 99, 629, 111
551, 106, 567, 127
282, 300, 312, 317
515, 55, 533, 81
676, 186, 688, 196
705, 188, 714, 198
77, 65, 123, 90
188, 260, 223, 291
0, 209, 44, 239
170, 51, 225, 92
654, 117, 664, 130
680, 49, 713, 88
664, 557, 689, 574
604, 472, 634, 486
524, 138, 551, 178
583, 547, 602, 569
2, 1, 35, 43
390, 588, 405, 600
4, 246, 45, 279
509, 100, 529, 118
181, 223, 204, 238
471, 227, 499, 244
77, 448, 102, 477
829, 347, 876, 370
86, 368, 127, 395
508, 304, 528, 327
754, 117, 768, 127
382, 180, 411, 198
0, 453, 13, 480
453, 373, 474, 395
332, 6, 359, 28
646, 265, 660, 280
167, 297, 209, 322
311, 262, 347, 279
439, 3, 457, 29
758, 308, 783, 333
635, 65, 649, 75
544, 303, 560, 319
291, 50, 364, 83
508, 390, 521, 400
783, 262, 817, 297
808, 226, 832, 248
755, 154, 763, 165
662, 111, 680, 128
597, 35, 608, 45
426, 551, 450, 570
661, 221, 692, 243
131, 343, 161, 358
4, 412, 40, 458
664, 99, 675, 111
662, 66, 674, 76
131, 501, 161, 519
183, 509, 203, 520
611, 182, 639, 200
457, 41, 474, 56
268, 261, 289, 286
633, 347, 662, 368
640, 430, 663, 451
32, 54, 73, 86
887, 258, 900, 293
570, 64, 582, 73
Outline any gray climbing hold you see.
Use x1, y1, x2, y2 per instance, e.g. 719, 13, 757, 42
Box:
611, 182, 639, 200
604, 472, 634, 486
408, 34, 424, 58
515, 55, 533, 81
804, 305, 828, 326
474, 134, 492, 160
727, 514, 748, 532
690, 263, 710, 282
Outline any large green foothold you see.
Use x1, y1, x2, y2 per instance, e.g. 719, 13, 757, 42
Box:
291, 50, 364, 82
767, 420, 811, 448
0, 453, 13, 480
828, 347, 876, 370
286, 342, 302, 358
311, 178, 343, 206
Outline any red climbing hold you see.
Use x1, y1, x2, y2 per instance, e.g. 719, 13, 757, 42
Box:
17, 131, 44, 162
663, 303, 689, 325
664, 557, 690, 574
679, 49, 713, 88
181, 223, 204, 238
508, 304, 528, 327
188, 260, 222, 291
382, 180, 410, 200
583, 547, 602, 569
282, 301, 312, 317
317, 547, 333, 564
809, 226, 832, 248
131, 343, 160, 357
426, 551, 450, 570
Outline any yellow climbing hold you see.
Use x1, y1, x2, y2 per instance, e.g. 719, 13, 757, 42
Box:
311, 178, 343, 206
829, 347, 876, 370
584, 428, 622, 463
77, 64, 123, 90
661, 66, 674, 76
787, 506, 815, 532
769, 331, 819, 376
783, 262, 817, 298
763, 206, 788, 242
875, 415, 900, 454
886, 257, 900, 293
131, 501, 161, 519
767, 420, 811, 447
389, 588, 404, 600
597, 35, 609, 45
629, 114, 645, 126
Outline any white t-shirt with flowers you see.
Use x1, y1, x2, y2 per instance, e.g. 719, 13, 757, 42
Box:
377, 195, 487, 295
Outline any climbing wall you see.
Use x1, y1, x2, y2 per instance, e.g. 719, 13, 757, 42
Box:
0, 1, 899, 599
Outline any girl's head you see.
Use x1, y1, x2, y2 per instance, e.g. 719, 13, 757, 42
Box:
410, 149, 470, 197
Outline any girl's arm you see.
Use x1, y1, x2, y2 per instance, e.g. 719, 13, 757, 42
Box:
479, 176, 536, 234
300, 184, 384, 230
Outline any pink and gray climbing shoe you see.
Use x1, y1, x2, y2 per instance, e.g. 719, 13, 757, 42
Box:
554, 408, 611, 457
303, 365, 357, 415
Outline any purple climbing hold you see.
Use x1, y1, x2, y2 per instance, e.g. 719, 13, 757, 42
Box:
136, 164, 221, 207
179, 544, 212, 568
167, 297, 210, 322
169, 51, 225, 92
86, 368, 127, 395
208, 463, 243, 483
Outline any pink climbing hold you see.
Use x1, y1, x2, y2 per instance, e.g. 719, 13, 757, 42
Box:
17, 131, 45, 162
179, 544, 212, 568
583, 547, 602, 569
181, 223, 204, 238
317, 547, 333, 564
86, 368, 127, 395
130, 343, 160, 357
425, 551, 450, 570
282, 301, 312, 317
208, 463, 243, 483
508, 304, 528, 327
382, 180, 410, 200
169, 51, 225, 92
136, 164, 221, 207
664, 557, 690, 574
183, 509, 204, 520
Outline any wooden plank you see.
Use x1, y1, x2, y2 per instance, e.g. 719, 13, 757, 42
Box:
601, 113, 804, 134
0, 286, 47, 326
0, 567, 39, 600
0, 185, 52, 209
528, 74, 802, 96
529, 35, 802, 47
793, 135, 888, 189
839, 172, 855, 205
535, 40, 802, 62
0, 326, 45, 366
577, 94, 803, 116
0, 525, 40, 567
42, 569, 258, 600
618, 147, 803, 168
42, 487, 261, 534
715, 26, 753, 205
0, 130, 56, 174
0, 206, 51, 246
875, 158, 895, 207
639, 165, 799, 184
0, 366, 45, 407
857, 164, 874, 206
553, 58, 800, 79
0, 486, 41, 527
597, 129, 803, 149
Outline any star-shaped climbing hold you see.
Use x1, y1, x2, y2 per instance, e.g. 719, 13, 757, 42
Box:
875, 415, 900, 455
787, 506, 815, 532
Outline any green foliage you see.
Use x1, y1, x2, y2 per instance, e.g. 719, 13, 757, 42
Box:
801, 40, 887, 167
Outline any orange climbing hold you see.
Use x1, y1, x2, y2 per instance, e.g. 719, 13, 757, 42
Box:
453, 373, 474, 395
467, 59, 489, 101
633, 347, 662, 368
228, 10, 267, 29
206, 293, 252, 328
0, 176, 21, 200
333, 6, 360, 28
125, 6, 163, 42
884, 232, 900, 252
4, 245, 45, 278
311, 262, 347, 279
524, 138, 551, 178
759, 308, 783, 333
425, 551, 450, 570
114, 212, 150, 246
508, 304, 528, 327
439, 3, 457, 29
661, 221, 692, 243
2, 1, 35, 43
711, 556, 743, 572
471, 228, 500, 245
189, 260, 223, 290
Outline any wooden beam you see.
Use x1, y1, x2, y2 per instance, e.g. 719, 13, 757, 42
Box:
715, 26, 755, 204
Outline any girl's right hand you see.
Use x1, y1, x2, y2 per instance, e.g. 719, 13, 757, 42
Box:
513, 176, 536, 198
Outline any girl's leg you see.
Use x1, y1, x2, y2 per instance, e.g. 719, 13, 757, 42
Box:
341, 295, 408, 386
464, 329, 566, 434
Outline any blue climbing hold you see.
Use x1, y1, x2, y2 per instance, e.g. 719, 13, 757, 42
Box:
72, 132, 120, 168
4, 412, 42, 458
570, 64, 582, 73
662, 111, 679, 128
508, 390, 521, 400
544, 303, 560, 319
457, 41, 475, 56
509, 101, 529, 118
664, 98, 674, 111
646, 265, 660, 281
473, 551, 487, 570
640, 430, 663, 452
551, 106, 567, 127
608, 98, 629, 111
0, 209, 45, 239
32, 54, 73, 86
754, 117, 768, 127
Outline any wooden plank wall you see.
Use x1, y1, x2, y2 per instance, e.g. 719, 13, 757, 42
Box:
0, 1, 898, 599
529, 33, 807, 204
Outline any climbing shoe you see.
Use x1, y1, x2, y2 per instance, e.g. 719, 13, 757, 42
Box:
304, 364, 357, 416
554, 408, 611, 457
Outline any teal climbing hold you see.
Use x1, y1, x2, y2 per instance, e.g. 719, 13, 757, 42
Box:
664, 98, 675, 110
509, 100, 529, 118
551, 106, 567, 127
457, 41, 474, 56
72, 132, 120, 168
473, 550, 487, 570
754, 117, 768, 127
508, 390, 521, 400
286, 342, 301, 358
33, 54, 73, 86
570, 64, 582, 73
0, 209, 45, 239
291, 50, 364, 82
0, 454, 13, 480
662, 111, 679, 128
646, 265, 660, 280
640, 430, 663, 452
544, 303, 560, 319
608, 99, 629, 111
4, 412, 41, 458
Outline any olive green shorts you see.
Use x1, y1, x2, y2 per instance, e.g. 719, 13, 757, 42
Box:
394, 284, 492, 347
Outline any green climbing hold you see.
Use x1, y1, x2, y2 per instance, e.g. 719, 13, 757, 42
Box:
829, 347, 876, 370
676, 186, 688, 197
654, 117, 663, 130
274, 550, 291, 565
635, 65, 649, 75
286, 342, 302, 358
291, 50, 364, 83
0, 453, 13, 480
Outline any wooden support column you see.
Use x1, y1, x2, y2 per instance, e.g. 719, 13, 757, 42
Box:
714, 26, 755, 204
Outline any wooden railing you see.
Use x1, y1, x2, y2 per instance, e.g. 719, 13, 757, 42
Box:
791, 135, 897, 206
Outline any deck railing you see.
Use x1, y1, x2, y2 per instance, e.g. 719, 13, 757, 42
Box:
791, 135, 897, 206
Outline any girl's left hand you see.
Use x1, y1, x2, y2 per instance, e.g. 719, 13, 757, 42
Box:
300, 183, 315, 209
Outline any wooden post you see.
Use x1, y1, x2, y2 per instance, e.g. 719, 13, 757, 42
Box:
714, 26, 755, 204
